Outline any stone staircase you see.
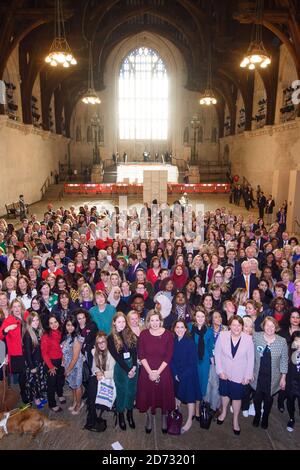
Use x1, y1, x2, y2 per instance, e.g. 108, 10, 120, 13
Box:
42, 183, 65, 201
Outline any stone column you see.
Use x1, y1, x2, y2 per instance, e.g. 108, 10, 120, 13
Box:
286, 170, 300, 234
272, 170, 290, 211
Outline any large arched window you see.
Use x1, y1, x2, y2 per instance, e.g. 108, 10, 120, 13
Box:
119, 47, 168, 140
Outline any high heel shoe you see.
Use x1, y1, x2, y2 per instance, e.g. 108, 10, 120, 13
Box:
126, 410, 135, 429
118, 412, 126, 431
216, 418, 224, 425
233, 427, 241, 436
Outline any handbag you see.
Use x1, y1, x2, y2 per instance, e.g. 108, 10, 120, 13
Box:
199, 400, 213, 430
167, 409, 183, 435
95, 378, 116, 409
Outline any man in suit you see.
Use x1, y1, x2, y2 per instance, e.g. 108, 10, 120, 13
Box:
125, 254, 141, 283
15, 247, 32, 271
254, 229, 265, 252
225, 248, 242, 277
17, 218, 29, 242
278, 231, 290, 248
258, 192, 267, 220
231, 260, 259, 298
277, 207, 287, 233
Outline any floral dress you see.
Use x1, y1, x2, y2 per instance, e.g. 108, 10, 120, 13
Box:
62, 335, 84, 389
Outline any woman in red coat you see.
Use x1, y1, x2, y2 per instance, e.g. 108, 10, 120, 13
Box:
146, 256, 161, 286
41, 315, 65, 412
136, 310, 175, 434
0, 299, 29, 403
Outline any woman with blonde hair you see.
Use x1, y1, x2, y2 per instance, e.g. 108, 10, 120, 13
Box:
23, 312, 47, 407
136, 310, 174, 434
127, 310, 144, 338
232, 288, 248, 317
78, 283, 94, 310
107, 312, 138, 431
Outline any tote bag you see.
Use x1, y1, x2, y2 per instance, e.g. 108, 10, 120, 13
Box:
95, 378, 116, 409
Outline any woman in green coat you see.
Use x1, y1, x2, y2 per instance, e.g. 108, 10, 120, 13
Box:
107, 312, 138, 431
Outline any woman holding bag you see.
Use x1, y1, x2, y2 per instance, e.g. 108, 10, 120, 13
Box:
84, 331, 116, 432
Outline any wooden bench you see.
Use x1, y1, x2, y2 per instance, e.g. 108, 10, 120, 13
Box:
5, 202, 29, 219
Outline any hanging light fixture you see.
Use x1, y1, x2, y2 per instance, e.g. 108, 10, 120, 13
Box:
81, 42, 101, 105
240, 0, 271, 70
45, 0, 77, 68
200, 22, 217, 106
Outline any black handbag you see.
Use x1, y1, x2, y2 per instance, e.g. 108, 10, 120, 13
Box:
82, 360, 91, 383
199, 401, 213, 430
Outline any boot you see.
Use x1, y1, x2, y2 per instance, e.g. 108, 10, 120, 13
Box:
126, 409, 135, 429
118, 412, 126, 431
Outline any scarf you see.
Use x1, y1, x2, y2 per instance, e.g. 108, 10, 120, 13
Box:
191, 324, 207, 360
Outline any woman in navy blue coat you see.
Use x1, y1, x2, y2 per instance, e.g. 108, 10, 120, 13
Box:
171, 320, 201, 433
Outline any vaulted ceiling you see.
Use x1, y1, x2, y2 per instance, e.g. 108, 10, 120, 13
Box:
0, 0, 299, 136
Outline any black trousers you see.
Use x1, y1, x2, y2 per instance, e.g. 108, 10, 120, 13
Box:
86, 376, 107, 426
242, 385, 254, 411
287, 394, 300, 420
46, 359, 65, 408
253, 389, 273, 420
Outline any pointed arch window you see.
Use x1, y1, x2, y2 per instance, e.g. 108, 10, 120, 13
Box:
119, 47, 168, 140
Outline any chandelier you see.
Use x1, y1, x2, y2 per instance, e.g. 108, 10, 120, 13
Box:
200, 25, 217, 106
82, 42, 101, 105
45, 0, 77, 68
240, 0, 271, 70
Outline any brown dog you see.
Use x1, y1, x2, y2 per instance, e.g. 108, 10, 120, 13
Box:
0, 408, 67, 439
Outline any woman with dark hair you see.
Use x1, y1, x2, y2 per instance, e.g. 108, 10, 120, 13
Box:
54, 275, 68, 295
23, 312, 47, 407
61, 316, 84, 415
39, 281, 58, 312
136, 310, 175, 434
52, 290, 75, 326
277, 308, 300, 413
184, 280, 201, 309
0, 299, 28, 403
189, 309, 214, 415
164, 291, 193, 330
11, 275, 37, 310
84, 257, 101, 290
285, 331, 300, 432
41, 315, 65, 412
171, 320, 201, 433
65, 260, 77, 289
108, 312, 138, 430
215, 315, 254, 435
201, 293, 214, 322
84, 331, 116, 432
75, 308, 98, 369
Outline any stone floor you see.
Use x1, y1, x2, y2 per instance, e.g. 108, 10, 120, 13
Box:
0, 390, 299, 450
10, 193, 260, 225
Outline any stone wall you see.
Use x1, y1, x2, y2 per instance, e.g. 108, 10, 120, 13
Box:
0, 115, 68, 215
220, 118, 300, 202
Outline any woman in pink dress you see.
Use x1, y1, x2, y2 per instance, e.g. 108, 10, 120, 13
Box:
136, 310, 175, 434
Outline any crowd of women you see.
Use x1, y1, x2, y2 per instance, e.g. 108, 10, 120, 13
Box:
0, 201, 300, 438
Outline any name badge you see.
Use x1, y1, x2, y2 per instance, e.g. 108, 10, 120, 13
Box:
123, 352, 130, 359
